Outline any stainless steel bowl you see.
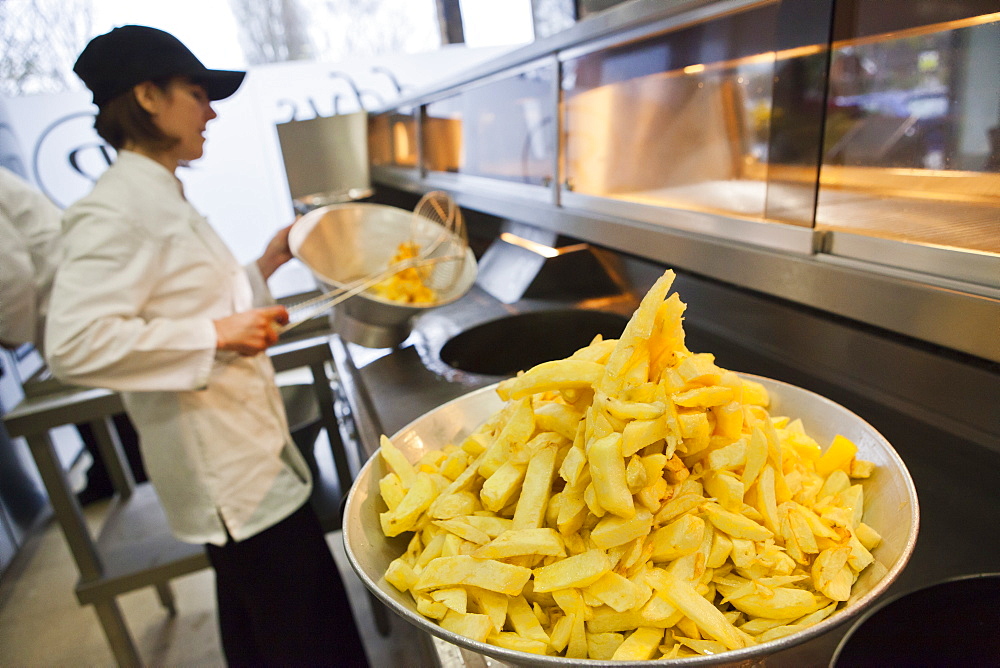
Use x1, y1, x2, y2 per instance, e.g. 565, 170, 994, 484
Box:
289, 202, 478, 347
343, 375, 919, 666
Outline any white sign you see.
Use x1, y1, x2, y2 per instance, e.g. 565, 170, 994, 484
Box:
3, 46, 510, 297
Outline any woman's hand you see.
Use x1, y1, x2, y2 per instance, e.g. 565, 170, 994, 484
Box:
256, 223, 294, 280
213, 305, 289, 356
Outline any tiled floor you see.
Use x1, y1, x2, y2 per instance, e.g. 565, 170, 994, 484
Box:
0, 497, 434, 667
0, 500, 222, 666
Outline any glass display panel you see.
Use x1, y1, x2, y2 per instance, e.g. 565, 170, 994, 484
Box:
369, 107, 417, 168
423, 95, 463, 174
422, 64, 556, 185
562, 2, 797, 223
817, 4, 1000, 255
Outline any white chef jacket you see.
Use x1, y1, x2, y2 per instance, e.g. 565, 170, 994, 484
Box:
45, 151, 311, 545
0, 167, 62, 350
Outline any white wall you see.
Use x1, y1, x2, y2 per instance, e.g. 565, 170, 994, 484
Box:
3, 45, 511, 297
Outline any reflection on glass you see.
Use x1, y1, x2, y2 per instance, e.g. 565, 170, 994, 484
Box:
562, 2, 789, 222
422, 65, 556, 185
817, 7, 1000, 254
423, 95, 463, 174
369, 108, 417, 168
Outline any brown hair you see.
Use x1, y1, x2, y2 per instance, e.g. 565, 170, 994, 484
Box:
93, 78, 180, 152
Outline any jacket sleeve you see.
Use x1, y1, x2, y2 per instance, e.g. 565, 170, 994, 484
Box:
0, 216, 38, 347
244, 260, 276, 308
45, 204, 216, 392
0, 168, 62, 349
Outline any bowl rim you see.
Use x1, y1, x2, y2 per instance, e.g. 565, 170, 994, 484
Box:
288, 202, 478, 311
343, 373, 920, 666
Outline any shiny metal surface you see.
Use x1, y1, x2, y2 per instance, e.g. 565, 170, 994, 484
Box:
275, 112, 371, 211
560, 191, 821, 256
294, 187, 375, 214
816, 10, 1000, 255
343, 375, 919, 667
423, 170, 557, 206
422, 60, 557, 187
369, 107, 418, 169
366, 0, 1000, 362
288, 203, 478, 347
560, 2, 799, 225
377, 1, 765, 111
825, 231, 1000, 293
418, 186, 1000, 363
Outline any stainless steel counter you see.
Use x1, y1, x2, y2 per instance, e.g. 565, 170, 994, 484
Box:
330, 271, 1000, 667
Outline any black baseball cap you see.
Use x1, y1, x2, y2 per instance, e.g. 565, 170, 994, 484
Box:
74, 25, 246, 108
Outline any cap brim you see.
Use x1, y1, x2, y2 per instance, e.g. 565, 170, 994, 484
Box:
196, 69, 246, 101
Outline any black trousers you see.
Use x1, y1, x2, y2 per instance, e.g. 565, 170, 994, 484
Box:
205, 501, 369, 668
76, 413, 146, 504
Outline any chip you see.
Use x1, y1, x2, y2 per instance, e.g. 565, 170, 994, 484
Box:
375, 269, 879, 659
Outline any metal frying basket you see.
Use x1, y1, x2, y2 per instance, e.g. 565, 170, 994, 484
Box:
288, 202, 478, 348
